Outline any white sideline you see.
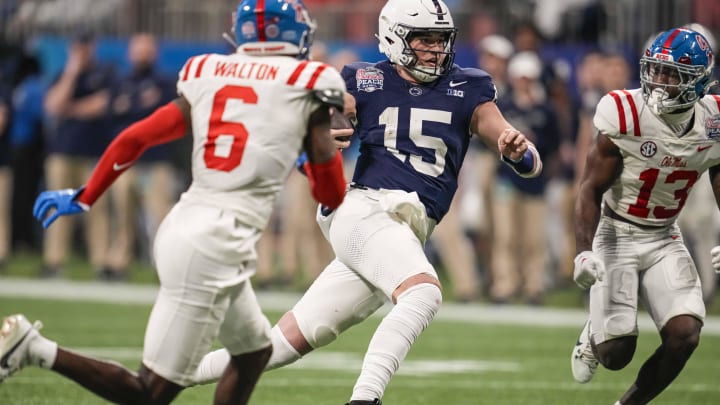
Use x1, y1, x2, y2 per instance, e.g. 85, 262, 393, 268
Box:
1, 277, 719, 336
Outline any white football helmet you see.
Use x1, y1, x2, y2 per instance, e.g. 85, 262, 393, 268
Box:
377, 0, 457, 83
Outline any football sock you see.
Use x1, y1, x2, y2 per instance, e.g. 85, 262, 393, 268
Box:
191, 324, 303, 385
192, 349, 230, 385
30, 335, 57, 369
350, 283, 441, 401
266, 325, 302, 370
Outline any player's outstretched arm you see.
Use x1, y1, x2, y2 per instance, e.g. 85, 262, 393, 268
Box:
471, 101, 542, 178
33, 97, 190, 228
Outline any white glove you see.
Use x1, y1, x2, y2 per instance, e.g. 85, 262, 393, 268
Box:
573, 251, 606, 289
711, 246, 720, 274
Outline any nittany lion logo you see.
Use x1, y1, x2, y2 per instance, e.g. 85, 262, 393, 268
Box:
640, 140, 657, 157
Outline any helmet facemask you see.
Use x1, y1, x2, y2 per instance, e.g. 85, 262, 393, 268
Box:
640, 58, 713, 114
640, 28, 717, 114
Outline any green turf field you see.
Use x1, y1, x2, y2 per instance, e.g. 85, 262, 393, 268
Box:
1, 293, 719, 405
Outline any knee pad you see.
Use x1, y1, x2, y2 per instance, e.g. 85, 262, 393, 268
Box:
603, 313, 636, 338
396, 283, 443, 323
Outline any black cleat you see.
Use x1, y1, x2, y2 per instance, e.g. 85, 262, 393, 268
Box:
346, 400, 382, 405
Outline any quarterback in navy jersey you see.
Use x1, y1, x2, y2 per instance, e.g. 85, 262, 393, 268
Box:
346, 60, 498, 221
190, 1, 542, 404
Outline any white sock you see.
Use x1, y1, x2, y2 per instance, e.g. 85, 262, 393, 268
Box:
191, 325, 303, 385
30, 334, 57, 369
265, 325, 302, 371
192, 349, 230, 385
350, 283, 441, 401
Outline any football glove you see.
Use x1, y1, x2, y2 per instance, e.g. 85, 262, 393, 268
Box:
711, 246, 720, 274
296, 152, 308, 175
33, 187, 89, 229
573, 251, 606, 289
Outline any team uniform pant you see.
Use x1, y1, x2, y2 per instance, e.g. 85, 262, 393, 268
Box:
143, 202, 272, 386
292, 187, 438, 347
589, 216, 705, 345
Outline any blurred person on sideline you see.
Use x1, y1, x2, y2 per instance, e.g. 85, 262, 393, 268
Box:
9, 53, 47, 254
0, 72, 11, 270
569, 50, 632, 288
42, 31, 116, 278
465, 34, 514, 282
102, 32, 178, 281
570, 27, 718, 405
489, 51, 560, 305
0, 1, 347, 404
511, 20, 576, 286
190, 1, 542, 404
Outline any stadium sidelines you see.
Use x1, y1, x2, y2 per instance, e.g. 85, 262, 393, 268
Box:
1, 277, 719, 336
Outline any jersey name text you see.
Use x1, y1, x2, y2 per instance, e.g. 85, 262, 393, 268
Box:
214, 61, 279, 81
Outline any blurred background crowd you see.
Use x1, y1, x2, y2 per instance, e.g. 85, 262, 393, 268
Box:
0, 0, 719, 306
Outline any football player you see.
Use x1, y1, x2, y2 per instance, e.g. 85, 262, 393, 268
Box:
571, 27, 719, 405
191, 1, 542, 404
0, 1, 347, 404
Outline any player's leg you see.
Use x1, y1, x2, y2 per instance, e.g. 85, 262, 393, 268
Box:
191, 244, 385, 385
572, 218, 641, 383
329, 188, 443, 403
214, 279, 273, 405
0, 313, 184, 404
617, 234, 704, 405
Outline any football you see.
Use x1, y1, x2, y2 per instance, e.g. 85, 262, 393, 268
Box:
330, 106, 353, 130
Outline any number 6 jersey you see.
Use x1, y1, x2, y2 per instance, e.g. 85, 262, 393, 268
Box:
594, 88, 720, 227
176, 53, 345, 230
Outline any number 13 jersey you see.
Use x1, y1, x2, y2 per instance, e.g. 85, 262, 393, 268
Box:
594, 88, 720, 227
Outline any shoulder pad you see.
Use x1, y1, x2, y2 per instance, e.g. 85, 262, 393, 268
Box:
593, 90, 642, 138
450, 65, 492, 81
177, 54, 213, 83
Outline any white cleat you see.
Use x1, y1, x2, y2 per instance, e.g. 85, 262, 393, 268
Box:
0, 314, 43, 382
571, 320, 599, 383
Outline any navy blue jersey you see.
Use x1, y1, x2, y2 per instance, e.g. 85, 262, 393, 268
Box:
343, 61, 496, 221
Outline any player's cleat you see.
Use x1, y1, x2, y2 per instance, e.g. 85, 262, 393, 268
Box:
346, 399, 382, 405
571, 320, 599, 383
0, 314, 43, 382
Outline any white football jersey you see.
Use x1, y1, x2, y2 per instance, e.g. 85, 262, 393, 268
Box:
176, 53, 345, 229
594, 88, 720, 227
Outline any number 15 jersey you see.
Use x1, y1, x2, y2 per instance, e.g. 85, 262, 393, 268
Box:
343, 61, 497, 222
176, 53, 345, 230
594, 89, 720, 227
